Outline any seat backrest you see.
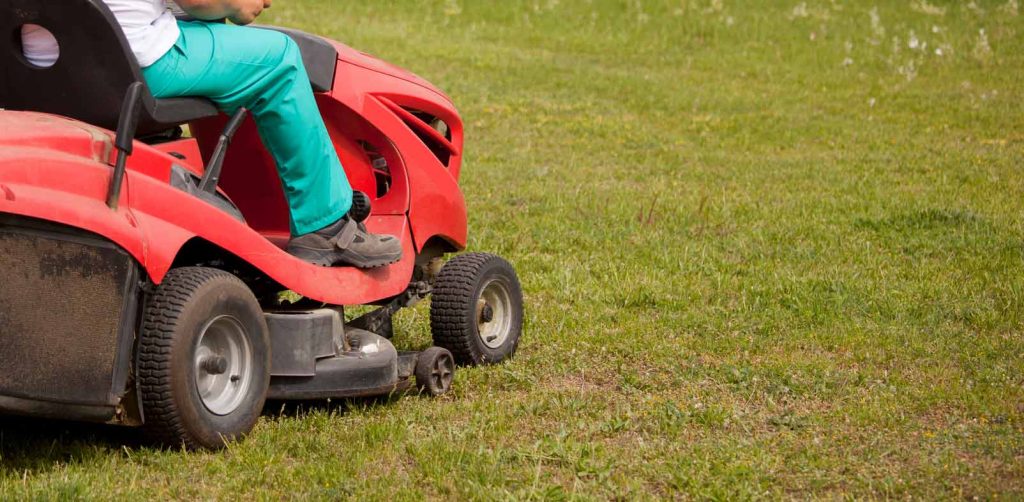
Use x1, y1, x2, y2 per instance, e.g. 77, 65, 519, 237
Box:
0, 0, 159, 131
258, 26, 338, 92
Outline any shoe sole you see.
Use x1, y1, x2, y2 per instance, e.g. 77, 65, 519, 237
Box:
290, 247, 403, 269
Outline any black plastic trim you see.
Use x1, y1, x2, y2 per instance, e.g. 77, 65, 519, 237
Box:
169, 165, 246, 223
0, 395, 115, 423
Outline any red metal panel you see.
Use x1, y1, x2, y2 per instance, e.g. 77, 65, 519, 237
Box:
377, 96, 458, 155
0, 152, 143, 264
190, 115, 292, 236
0, 113, 143, 262
191, 40, 468, 252
122, 134, 419, 303
0, 34, 469, 306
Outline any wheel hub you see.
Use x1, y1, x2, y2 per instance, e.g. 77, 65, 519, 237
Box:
431, 355, 454, 391
200, 356, 229, 375
479, 303, 494, 323
194, 315, 253, 416
477, 279, 514, 349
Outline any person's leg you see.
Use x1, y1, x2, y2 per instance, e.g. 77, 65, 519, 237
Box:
143, 21, 400, 267
144, 21, 346, 235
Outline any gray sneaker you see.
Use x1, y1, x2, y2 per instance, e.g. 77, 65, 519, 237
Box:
287, 216, 403, 268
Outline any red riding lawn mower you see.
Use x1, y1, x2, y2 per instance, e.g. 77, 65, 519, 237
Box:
0, 1, 524, 450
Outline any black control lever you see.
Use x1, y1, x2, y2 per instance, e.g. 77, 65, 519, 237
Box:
198, 108, 248, 195
106, 82, 144, 209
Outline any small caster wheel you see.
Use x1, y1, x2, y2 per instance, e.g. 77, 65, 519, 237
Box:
430, 253, 524, 365
415, 347, 455, 396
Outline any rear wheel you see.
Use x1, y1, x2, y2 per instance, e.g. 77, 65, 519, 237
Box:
430, 253, 524, 365
137, 267, 270, 450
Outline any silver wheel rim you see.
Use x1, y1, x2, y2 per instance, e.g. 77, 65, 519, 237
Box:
477, 278, 514, 349
194, 315, 253, 416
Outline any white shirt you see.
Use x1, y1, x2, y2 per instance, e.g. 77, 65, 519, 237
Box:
23, 0, 180, 68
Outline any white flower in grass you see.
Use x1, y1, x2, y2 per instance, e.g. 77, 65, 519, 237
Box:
443, 0, 462, 16
870, 7, 884, 33
868, 7, 885, 45
1000, 0, 1019, 16
791, 2, 809, 19
897, 59, 917, 82
911, 0, 946, 16
973, 28, 993, 62
908, 30, 921, 50
703, 0, 723, 14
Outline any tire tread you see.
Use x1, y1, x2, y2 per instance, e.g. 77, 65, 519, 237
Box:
138, 267, 248, 449
430, 253, 522, 365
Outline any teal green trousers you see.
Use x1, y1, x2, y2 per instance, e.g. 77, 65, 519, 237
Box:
143, 21, 351, 236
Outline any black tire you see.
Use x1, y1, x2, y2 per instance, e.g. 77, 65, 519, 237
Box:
415, 347, 455, 396
137, 267, 270, 450
430, 253, 524, 365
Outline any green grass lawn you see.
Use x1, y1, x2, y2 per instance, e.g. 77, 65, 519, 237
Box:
3, 0, 1023, 499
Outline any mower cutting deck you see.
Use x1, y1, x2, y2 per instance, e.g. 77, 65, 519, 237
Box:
0, 0, 523, 450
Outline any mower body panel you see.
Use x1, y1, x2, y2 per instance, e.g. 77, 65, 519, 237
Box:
0, 32, 469, 422
0, 37, 467, 306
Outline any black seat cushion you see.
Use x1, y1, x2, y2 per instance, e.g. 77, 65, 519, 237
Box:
152, 98, 220, 127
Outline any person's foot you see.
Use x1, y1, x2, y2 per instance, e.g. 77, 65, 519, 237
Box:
287, 215, 402, 268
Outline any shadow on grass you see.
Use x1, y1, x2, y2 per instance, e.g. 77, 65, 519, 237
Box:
263, 392, 408, 419
0, 392, 415, 474
0, 415, 143, 474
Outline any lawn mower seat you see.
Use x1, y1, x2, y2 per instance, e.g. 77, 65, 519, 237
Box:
0, 0, 218, 136
256, 26, 338, 93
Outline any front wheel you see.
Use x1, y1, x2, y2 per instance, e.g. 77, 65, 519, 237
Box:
415, 347, 455, 396
430, 253, 524, 365
137, 267, 270, 450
